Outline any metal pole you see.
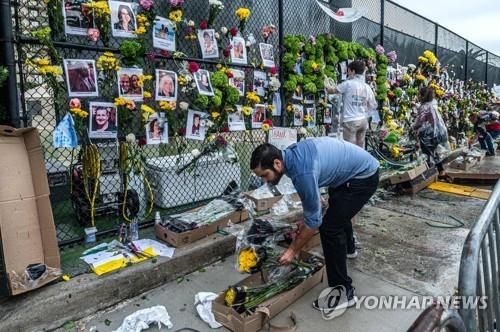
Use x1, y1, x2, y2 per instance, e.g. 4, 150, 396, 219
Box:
485, 51, 489, 85
464, 41, 469, 82
278, 0, 285, 127
434, 24, 438, 57
380, 0, 385, 46
0, 0, 19, 127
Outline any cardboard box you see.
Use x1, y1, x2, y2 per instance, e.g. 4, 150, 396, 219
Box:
0, 126, 60, 296
244, 192, 300, 212
401, 167, 438, 194
389, 162, 428, 184
279, 232, 322, 252
213, 252, 324, 332
449, 158, 479, 171
155, 209, 249, 247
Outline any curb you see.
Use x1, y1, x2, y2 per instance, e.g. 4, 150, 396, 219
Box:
0, 234, 237, 332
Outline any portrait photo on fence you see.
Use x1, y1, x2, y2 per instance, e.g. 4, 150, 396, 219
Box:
89, 102, 118, 138
230, 37, 247, 64
198, 29, 219, 59
185, 110, 206, 141
228, 106, 246, 131
253, 70, 268, 97
117, 68, 143, 101
293, 104, 304, 126
323, 104, 333, 124
293, 84, 303, 100
62, 0, 94, 35
229, 69, 245, 96
194, 69, 214, 96
252, 104, 266, 129
110, 1, 137, 38
64, 59, 98, 97
146, 114, 168, 144
306, 107, 316, 127
155, 69, 177, 101
153, 16, 176, 51
259, 43, 275, 68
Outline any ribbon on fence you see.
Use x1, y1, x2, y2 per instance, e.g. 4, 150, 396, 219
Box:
315, 0, 365, 23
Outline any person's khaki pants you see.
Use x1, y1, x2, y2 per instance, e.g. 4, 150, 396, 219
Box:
343, 118, 368, 148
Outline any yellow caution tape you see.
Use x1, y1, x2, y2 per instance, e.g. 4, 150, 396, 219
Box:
428, 182, 491, 200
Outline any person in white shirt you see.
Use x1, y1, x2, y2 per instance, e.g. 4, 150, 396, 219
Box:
325, 60, 377, 149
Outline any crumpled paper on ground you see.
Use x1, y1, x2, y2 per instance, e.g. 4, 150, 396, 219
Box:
113, 305, 173, 332
194, 292, 222, 329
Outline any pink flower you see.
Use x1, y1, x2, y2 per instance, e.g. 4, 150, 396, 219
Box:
126, 101, 136, 110
69, 98, 81, 109
387, 50, 397, 63
139, 0, 153, 11
146, 51, 156, 61
270, 67, 278, 75
223, 49, 230, 58
375, 44, 385, 55
188, 61, 200, 73
87, 28, 100, 41
169, 0, 184, 7
229, 27, 238, 37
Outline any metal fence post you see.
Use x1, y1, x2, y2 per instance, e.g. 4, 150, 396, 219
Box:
278, 0, 285, 127
485, 51, 489, 84
380, 0, 385, 46
464, 40, 469, 82
434, 24, 438, 57
0, 0, 20, 127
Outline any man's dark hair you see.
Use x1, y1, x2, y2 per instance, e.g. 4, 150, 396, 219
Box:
419, 86, 435, 103
348, 60, 365, 75
250, 143, 282, 170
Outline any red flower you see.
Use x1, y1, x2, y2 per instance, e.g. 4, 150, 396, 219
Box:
226, 70, 234, 78
223, 127, 229, 133
229, 27, 238, 37
160, 50, 171, 57
188, 61, 200, 73
325, 123, 331, 131
200, 20, 208, 30
138, 137, 147, 147
270, 67, 278, 75
223, 49, 231, 58
263, 119, 273, 126
388, 91, 395, 99
178, 127, 186, 136
393, 81, 400, 88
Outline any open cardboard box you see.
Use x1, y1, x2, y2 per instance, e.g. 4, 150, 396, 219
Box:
244, 192, 300, 212
0, 126, 60, 296
389, 162, 428, 185
213, 252, 324, 332
155, 208, 249, 247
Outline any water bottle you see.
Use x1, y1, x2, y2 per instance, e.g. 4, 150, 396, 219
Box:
155, 211, 161, 225
129, 220, 139, 241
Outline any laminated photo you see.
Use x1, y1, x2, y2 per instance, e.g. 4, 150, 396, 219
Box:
259, 43, 275, 68
186, 110, 207, 141
146, 114, 168, 144
62, 0, 94, 36
110, 1, 138, 38
198, 29, 219, 59
252, 104, 266, 129
117, 67, 143, 101
64, 59, 99, 97
228, 106, 246, 131
323, 104, 333, 124
153, 16, 176, 52
253, 70, 268, 97
88, 102, 118, 139
292, 85, 303, 100
155, 69, 178, 101
230, 37, 247, 64
194, 69, 215, 96
305, 106, 316, 127
293, 104, 304, 127
229, 69, 245, 96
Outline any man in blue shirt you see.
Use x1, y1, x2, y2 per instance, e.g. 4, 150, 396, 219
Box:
250, 137, 379, 312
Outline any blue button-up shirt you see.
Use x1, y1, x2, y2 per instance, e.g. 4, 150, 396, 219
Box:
282, 137, 379, 228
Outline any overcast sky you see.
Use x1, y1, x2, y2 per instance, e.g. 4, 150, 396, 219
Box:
394, 0, 500, 56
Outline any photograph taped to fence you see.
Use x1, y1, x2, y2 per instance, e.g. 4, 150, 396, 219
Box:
253, 70, 268, 97
153, 16, 176, 52
62, 0, 94, 36
186, 110, 207, 141
198, 29, 219, 59
194, 69, 214, 96
89, 102, 118, 138
146, 114, 168, 144
229, 69, 245, 96
293, 104, 304, 126
324, 104, 333, 124
117, 68, 143, 101
252, 104, 266, 129
110, 1, 138, 38
306, 107, 316, 127
230, 37, 247, 64
228, 106, 246, 131
64, 59, 99, 97
155, 69, 177, 101
259, 43, 275, 68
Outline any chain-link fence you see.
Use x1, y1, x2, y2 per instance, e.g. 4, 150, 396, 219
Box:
1, 0, 500, 248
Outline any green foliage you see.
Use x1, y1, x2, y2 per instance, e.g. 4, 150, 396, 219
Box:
210, 71, 228, 89
194, 94, 209, 108
119, 41, 146, 66
211, 88, 223, 107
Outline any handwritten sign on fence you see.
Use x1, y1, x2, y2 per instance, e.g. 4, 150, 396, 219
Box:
269, 127, 297, 150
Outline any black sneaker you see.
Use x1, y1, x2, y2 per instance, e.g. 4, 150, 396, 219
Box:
312, 286, 356, 311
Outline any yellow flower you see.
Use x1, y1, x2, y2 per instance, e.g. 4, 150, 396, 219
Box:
245, 92, 260, 105
169, 9, 183, 22
159, 101, 176, 111
178, 75, 187, 86
268, 104, 275, 111
390, 146, 401, 159
436, 89, 445, 98
402, 74, 411, 82
211, 112, 220, 120
225, 287, 236, 306
70, 108, 89, 119
62, 275, 71, 281
235, 7, 251, 21
138, 74, 153, 87
97, 53, 120, 71
34, 58, 50, 66
418, 56, 428, 64
143, 91, 152, 98
84, 1, 111, 17
238, 247, 258, 273
286, 104, 294, 113
242, 106, 253, 116
140, 104, 155, 114
311, 62, 319, 71
304, 115, 313, 122
415, 74, 426, 82
262, 123, 270, 132
134, 26, 147, 35
216, 63, 222, 70
114, 97, 127, 106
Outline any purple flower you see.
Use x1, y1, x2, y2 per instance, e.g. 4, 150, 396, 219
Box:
375, 44, 385, 55
169, 0, 184, 6
146, 51, 156, 61
387, 51, 397, 63
309, 35, 316, 45
139, 0, 153, 11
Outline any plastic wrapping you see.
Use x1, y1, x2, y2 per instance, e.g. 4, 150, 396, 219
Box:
10, 264, 62, 291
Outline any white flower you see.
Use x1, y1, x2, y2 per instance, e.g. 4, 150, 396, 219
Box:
191, 149, 201, 157
214, 32, 220, 40
185, 74, 193, 82
188, 20, 195, 27
126, 133, 136, 143
221, 27, 228, 34
269, 77, 281, 91
299, 127, 307, 135
206, 120, 214, 128
200, 119, 207, 127
407, 64, 416, 70
191, 82, 197, 89
247, 33, 256, 45
246, 41, 251, 47
209, 0, 223, 9
181, 87, 187, 93
179, 101, 189, 111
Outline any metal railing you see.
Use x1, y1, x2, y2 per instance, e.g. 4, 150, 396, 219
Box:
458, 180, 500, 331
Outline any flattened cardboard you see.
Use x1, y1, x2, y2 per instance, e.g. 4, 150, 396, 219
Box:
244, 192, 300, 212
401, 167, 438, 194
389, 162, 428, 185
0, 126, 60, 296
449, 158, 479, 171
212, 252, 324, 332
155, 209, 249, 247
